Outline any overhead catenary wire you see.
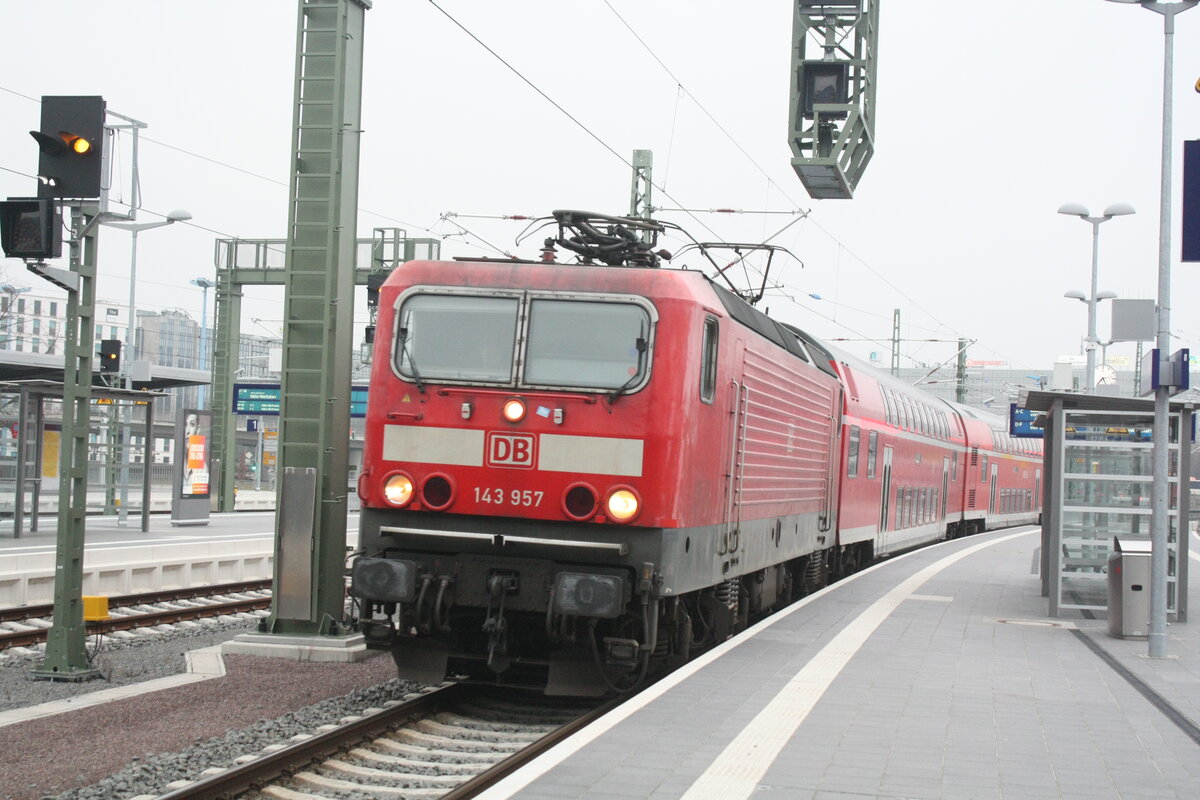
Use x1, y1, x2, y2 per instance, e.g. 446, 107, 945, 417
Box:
436, 214, 515, 259
0, 26, 1086, 374
601, 0, 807, 212
595, 7, 1019, 364
0, 85, 440, 239
424, 0, 724, 247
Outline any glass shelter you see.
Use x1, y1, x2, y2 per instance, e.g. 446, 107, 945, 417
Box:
1022, 391, 1193, 621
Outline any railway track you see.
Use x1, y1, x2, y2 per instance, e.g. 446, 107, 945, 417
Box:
0, 580, 273, 651
153, 683, 616, 800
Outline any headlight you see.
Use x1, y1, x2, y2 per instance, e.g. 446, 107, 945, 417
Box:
606, 487, 640, 522
502, 397, 526, 423
383, 473, 415, 507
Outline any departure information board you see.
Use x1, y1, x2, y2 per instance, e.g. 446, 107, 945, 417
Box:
233, 383, 368, 417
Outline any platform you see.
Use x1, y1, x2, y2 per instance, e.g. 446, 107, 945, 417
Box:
481, 526, 1200, 799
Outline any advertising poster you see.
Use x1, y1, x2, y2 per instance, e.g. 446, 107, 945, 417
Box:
180, 410, 211, 499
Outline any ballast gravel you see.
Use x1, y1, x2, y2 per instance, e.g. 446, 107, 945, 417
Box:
0, 615, 262, 712
0, 617, 420, 800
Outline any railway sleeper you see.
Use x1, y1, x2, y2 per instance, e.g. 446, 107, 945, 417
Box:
372, 737, 506, 763
347, 747, 489, 773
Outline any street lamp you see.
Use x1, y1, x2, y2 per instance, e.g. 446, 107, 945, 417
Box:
1058, 202, 1134, 392
1104, 0, 1197, 659
190, 277, 215, 410
105, 209, 193, 370
102, 208, 192, 525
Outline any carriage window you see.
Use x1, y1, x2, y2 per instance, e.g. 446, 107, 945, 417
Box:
525, 299, 651, 391
700, 316, 719, 403
867, 430, 878, 479
847, 426, 861, 477
395, 294, 519, 383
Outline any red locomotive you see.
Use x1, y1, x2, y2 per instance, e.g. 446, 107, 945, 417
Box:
351, 212, 1042, 695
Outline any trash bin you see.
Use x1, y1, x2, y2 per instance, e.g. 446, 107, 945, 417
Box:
1108, 537, 1152, 639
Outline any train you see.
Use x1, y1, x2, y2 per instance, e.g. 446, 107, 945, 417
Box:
349, 211, 1043, 695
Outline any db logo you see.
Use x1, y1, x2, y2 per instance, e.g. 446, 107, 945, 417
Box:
486, 432, 536, 469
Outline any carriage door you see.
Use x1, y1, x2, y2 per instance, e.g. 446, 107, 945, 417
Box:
989, 462, 999, 514
1035, 468, 1042, 511
879, 445, 894, 532
941, 456, 950, 521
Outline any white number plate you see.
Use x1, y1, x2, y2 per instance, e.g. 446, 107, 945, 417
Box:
473, 487, 545, 507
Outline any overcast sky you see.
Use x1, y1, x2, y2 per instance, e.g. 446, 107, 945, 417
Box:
2, 0, 1198, 379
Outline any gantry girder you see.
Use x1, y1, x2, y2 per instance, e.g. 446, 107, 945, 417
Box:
788, 0, 879, 199
209, 232, 439, 516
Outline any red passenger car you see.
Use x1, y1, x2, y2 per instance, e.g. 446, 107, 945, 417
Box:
828, 346, 1042, 565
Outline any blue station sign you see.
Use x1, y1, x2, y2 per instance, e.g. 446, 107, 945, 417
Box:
1009, 403, 1043, 438
233, 383, 368, 417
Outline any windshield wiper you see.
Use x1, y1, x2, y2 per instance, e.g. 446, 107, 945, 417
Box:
607, 326, 648, 404
397, 324, 426, 395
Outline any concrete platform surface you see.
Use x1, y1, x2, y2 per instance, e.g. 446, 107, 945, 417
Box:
480, 526, 1200, 800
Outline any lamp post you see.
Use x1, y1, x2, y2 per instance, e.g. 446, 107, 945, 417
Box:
1062, 286, 1118, 389
191, 277, 215, 411
103, 209, 192, 525
1104, 0, 1197, 659
1058, 202, 1134, 391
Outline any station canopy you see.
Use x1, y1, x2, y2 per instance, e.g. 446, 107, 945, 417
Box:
0, 349, 207, 390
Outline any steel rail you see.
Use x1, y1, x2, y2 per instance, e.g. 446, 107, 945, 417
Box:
152, 683, 473, 800
442, 693, 623, 799
151, 682, 614, 800
0, 595, 271, 650
0, 579, 272, 624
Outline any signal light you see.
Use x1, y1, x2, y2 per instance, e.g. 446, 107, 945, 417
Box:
0, 198, 61, 259
98, 339, 121, 374
32, 96, 106, 200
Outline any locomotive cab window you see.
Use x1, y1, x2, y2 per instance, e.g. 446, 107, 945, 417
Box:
525, 299, 651, 391
700, 316, 719, 403
392, 288, 656, 394
394, 294, 519, 383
